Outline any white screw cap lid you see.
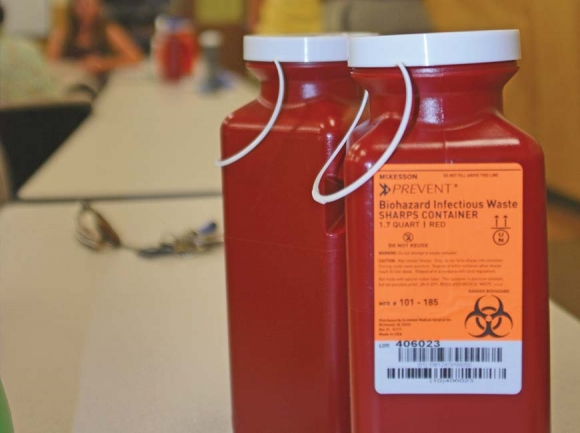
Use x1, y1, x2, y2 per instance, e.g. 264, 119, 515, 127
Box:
244, 34, 365, 63
348, 30, 521, 67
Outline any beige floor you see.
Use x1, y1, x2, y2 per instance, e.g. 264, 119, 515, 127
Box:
548, 200, 580, 319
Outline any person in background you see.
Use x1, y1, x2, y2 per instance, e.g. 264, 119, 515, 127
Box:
0, 3, 63, 105
46, 0, 142, 75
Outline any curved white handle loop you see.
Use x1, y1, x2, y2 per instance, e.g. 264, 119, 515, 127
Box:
312, 63, 413, 204
216, 60, 285, 167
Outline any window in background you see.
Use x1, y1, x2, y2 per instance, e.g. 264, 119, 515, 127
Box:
1, 0, 51, 37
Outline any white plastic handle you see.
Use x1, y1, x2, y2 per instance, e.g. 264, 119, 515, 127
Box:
216, 60, 285, 167
311, 63, 413, 204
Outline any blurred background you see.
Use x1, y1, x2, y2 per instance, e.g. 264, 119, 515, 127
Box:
0, 0, 577, 201
0, 0, 578, 313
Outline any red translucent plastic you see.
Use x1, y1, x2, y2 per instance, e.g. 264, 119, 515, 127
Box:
177, 30, 197, 75
161, 34, 183, 81
157, 31, 197, 81
220, 61, 361, 433
344, 62, 550, 433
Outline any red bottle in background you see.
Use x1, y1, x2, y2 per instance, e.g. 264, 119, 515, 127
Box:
176, 25, 197, 75
152, 15, 197, 81
163, 32, 183, 81
343, 31, 550, 433
220, 35, 362, 433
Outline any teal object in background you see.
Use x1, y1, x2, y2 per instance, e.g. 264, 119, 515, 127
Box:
0, 380, 13, 433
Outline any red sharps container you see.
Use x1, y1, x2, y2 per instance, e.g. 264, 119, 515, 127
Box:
341, 31, 550, 433
219, 35, 363, 433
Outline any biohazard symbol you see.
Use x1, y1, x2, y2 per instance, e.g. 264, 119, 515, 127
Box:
464, 296, 513, 338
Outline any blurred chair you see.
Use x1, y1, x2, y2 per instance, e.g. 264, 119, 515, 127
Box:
0, 101, 92, 194
323, 0, 432, 34
0, 140, 11, 207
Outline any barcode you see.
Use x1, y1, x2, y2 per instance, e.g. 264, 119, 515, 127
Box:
398, 347, 503, 363
387, 368, 507, 380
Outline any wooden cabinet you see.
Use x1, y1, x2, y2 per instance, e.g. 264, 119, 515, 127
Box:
424, 0, 580, 200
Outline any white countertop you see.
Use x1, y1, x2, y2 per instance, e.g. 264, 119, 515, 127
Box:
0, 199, 578, 432
0, 198, 231, 433
18, 63, 257, 200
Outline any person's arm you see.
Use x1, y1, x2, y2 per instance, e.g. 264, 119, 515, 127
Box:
45, 27, 68, 60
81, 23, 142, 74
106, 23, 143, 65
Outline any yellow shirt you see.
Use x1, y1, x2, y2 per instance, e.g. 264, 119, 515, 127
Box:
258, 0, 322, 34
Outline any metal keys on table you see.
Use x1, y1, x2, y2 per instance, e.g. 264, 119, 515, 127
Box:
75, 201, 223, 258
137, 220, 222, 257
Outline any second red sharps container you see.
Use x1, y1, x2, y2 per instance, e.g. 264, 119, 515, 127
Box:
340, 31, 550, 433
219, 34, 363, 433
